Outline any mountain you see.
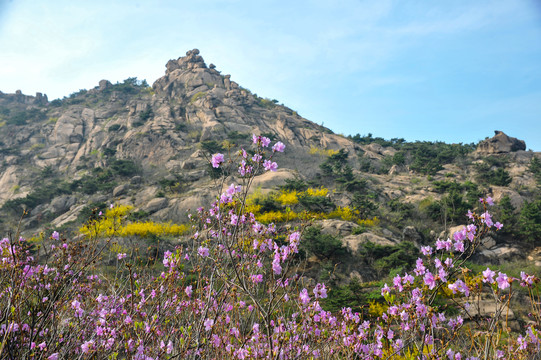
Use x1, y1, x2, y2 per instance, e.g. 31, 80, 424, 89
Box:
1, 49, 540, 281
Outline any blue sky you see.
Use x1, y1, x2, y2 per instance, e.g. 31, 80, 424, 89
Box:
1, 0, 540, 150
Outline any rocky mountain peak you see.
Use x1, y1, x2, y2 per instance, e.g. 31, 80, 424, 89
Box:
153, 49, 232, 99
475, 130, 526, 154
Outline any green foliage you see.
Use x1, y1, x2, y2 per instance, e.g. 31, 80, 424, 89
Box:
529, 157, 541, 186
190, 92, 206, 104
127, 210, 150, 222
349, 133, 406, 147
109, 159, 139, 177
108, 124, 122, 132
138, 107, 153, 122
200, 140, 224, 154
108, 77, 147, 95
0, 107, 47, 126
256, 97, 277, 109
77, 202, 108, 223
351, 192, 378, 219
2, 181, 73, 216
297, 193, 335, 212
352, 134, 474, 175
423, 180, 481, 225
40, 166, 55, 178
497, 195, 517, 235
475, 158, 512, 186
227, 131, 248, 142
386, 198, 415, 226
322, 279, 367, 313
359, 241, 419, 276
320, 149, 366, 191
432, 180, 463, 194
254, 196, 282, 213
302, 226, 349, 260
518, 200, 541, 243
280, 178, 309, 192
158, 176, 184, 194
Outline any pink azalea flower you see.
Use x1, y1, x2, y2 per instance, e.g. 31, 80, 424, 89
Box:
496, 272, 510, 290
263, 160, 278, 172
197, 246, 210, 257
313, 283, 328, 299
482, 268, 496, 283
424, 271, 436, 289
211, 153, 224, 168
299, 288, 310, 305
261, 137, 271, 147
272, 141, 286, 152
204, 318, 214, 331
421, 246, 432, 256
81, 340, 94, 354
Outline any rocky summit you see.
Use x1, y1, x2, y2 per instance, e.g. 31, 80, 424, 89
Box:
0, 50, 355, 228
0, 49, 540, 278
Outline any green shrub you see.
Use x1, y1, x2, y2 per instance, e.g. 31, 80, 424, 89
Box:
302, 226, 348, 260
108, 124, 122, 132
518, 200, 541, 243
200, 140, 224, 154
138, 107, 153, 122
359, 241, 418, 276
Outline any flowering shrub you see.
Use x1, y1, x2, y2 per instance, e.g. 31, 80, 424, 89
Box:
79, 204, 188, 238
1, 135, 541, 359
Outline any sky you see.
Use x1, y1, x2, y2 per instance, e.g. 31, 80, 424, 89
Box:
1, 0, 540, 150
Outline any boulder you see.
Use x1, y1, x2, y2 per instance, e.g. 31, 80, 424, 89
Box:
403, 226, 422, 244
342, 232, 396, 254
439, 225, 466, 240
476, 131, 526, 154
316, 219, 357, 237
113, 184, 130, 197
98, 80, 112, 91
250, 169, 296, 190
50, 195, 77, 214
143, 198, 168, 214
479, 236, 496, 250
479, 245, 522, 262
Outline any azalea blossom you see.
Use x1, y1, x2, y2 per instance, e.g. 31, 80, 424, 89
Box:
211, 153, 225, 168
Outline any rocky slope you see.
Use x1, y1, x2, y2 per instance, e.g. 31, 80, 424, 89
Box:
0, 50, 540, 271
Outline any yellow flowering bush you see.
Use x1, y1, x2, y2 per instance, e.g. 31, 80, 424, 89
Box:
80, 205, 188, 238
